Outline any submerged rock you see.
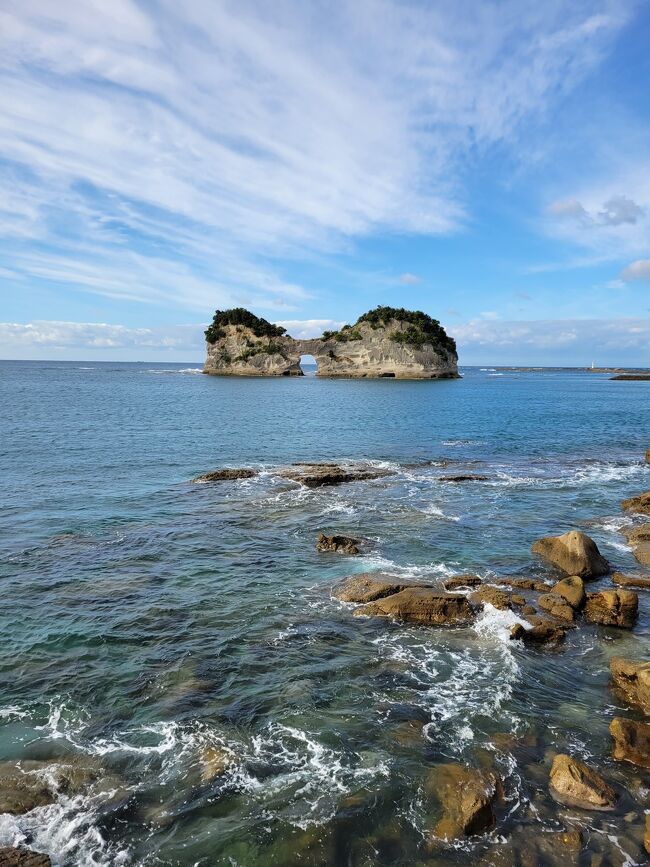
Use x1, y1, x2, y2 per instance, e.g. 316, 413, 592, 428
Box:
0, 849, 51, 867
548, 753, 617, 810
438, 474, 490, 482
0, 761, 54, 814
612, 571, 650, 588
332, 573, 419, 603
280, 464, 392, 487
192, 468, 258, 482
510, 616, 567, 645
531, 530, 609, 579
609, 656, 650, 716
316, 534, 360, 555
444, 574, 482, 590
552, 575, 586, 609
355, 588, 475, 626
538, 594, 575, 622
622, 491, 650, 516
200, 746, 234, 783
426, 763, 500, 840
610, 658, 650, 715
470, 586, 512, 610
610, 717, 650, 769
584, 589, 638, 628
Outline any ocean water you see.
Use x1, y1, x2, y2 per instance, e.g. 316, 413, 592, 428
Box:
0, 360, 649, 866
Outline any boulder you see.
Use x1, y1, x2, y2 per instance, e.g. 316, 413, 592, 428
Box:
531, 531, 609, 578
0, 849, 51, 867
333, 573, 418, 603
610, 658, 650, 715
510, 616, 567, 645
622, 491, 650, 516
584, 589, 638, 628
612, 572, 650, 589
192, 468, 258, 482
548, 754, 617, 810
444, 574, 482, 590
426, 763, 500, 839
316, 534, 360, 555
609, 717, 650, 769
538, 594, 575, 622
281, 464, 392, 487
511, 594, 526, 606
355, 588, 475, 626
470, 586, 512, 610
552, 575, 586, 609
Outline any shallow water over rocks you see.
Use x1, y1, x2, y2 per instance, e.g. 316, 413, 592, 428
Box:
0, 362, 649, 865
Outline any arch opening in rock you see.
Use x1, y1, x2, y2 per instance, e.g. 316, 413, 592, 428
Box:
300, 354, 317, 376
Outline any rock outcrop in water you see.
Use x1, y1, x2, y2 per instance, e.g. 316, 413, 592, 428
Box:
203, 306, 459, 379
548, 754, 617, 810
531, 530, 609, 578
0, 848, 51, 867
610, 658, 650, 715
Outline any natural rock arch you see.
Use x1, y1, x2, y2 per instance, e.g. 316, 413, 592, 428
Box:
203, 306, 459, 379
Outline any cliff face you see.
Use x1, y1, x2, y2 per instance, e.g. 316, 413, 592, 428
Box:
203, 307, 459, 379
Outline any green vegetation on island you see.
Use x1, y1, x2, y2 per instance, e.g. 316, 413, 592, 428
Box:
205, 308, 287, 343
321, 305, 456, 355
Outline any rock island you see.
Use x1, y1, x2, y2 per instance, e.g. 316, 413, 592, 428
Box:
202, 306, 459, 379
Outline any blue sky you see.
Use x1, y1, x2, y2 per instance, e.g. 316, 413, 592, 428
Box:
1, 0, 649, 364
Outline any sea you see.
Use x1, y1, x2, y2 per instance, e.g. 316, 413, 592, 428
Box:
0, 360, 648, 866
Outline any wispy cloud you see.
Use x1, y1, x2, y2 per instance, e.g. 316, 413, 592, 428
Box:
0, 0, 633, 313
621, 259, 650, 283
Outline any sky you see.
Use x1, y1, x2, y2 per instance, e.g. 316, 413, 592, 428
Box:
1, 0, 649, 365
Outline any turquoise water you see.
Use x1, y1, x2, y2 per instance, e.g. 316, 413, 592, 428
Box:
0, 361, 648, 865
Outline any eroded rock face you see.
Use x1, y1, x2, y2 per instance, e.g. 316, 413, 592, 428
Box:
584, 589, 638, 628
203, 307, 459, 379
355, 588, 474, 626
426, 763, 500, 840
622, 491, 650, 516
612, 571, 650, 588
470, 586, 512, 610
610, 658, 650, 715
444, 575, 482, 590
538, 594, 575, 622
0, 848, 51, 867
332, 574, 420, 603
552, 575, 586, 609
531, 531, 609, 578
610, 717, 650, 769
316, 534, 360, 555
548, 754, 617, 810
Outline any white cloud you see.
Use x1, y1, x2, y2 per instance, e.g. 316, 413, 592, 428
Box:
0, 0, 634, 312
0, 320, 204, 351
399, 273, 422, 285
621, 259, 650, 283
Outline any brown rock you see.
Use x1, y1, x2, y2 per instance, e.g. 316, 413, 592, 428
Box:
610, 658, 650, 715
470, 586, 512, 610
333, 573, 417, 603
496, 577, 549, 592
0, 849, 51, 867
552, 575, 586, 609
444, 574, 482, 590
281, 464, 392, 487
646, 448, 650, 464
511, 594, 526, 606
622, 491, 650, 516
510, 616, 567, 645
522, 604, 537, 616
355, 588, 475, 626
623, 524, 650, 545
316, 534, 360, 555
426, 763, 500, 839
548, 753, 617, 810
645, 813, 650, 856
610, 717, 650, 769
584, 589, 638, 628
612, 572, 650, 589
192, 468, 257, 482
531, 530, 609, 578
0, 761, 55, 814
200, 746, 233, 783
538, 594, 575, 622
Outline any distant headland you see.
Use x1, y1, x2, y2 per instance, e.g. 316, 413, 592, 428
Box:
203, 306, 459, 379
